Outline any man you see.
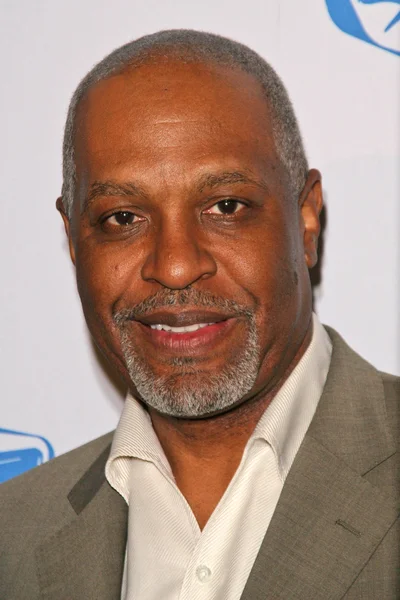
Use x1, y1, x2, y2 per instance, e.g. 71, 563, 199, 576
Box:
0, 30, 398, 600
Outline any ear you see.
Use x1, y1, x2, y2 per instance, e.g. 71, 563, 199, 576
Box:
299, 169, 323, 269
56, 196, 76, 265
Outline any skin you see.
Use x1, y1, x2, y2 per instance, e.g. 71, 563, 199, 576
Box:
57, 59, 323, 529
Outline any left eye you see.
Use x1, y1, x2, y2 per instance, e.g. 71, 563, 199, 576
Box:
206, 200, 245, 215
105, 211, 137, 226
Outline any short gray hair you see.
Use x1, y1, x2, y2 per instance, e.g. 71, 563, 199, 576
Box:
62, 29, 309, 217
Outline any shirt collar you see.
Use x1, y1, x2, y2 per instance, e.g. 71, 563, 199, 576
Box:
252, 313, 332, 481
107, 395, 170, 467
105, 395, 172, 503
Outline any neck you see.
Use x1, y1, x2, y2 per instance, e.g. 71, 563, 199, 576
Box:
151, 390, 274, 463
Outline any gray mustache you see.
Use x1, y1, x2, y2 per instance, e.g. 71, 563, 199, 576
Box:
113, 288, 254, 325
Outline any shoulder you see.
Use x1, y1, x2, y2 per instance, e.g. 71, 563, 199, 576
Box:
0, 432, 114, 597
380, 371, 400, 443
0, 431, 113, 542
381, 370, 400, 394
324, 324, 399, 443
0, 431, 113, 499
325, 324, 399, 390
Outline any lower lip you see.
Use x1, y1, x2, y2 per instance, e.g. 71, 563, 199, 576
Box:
138, 319, 235, 352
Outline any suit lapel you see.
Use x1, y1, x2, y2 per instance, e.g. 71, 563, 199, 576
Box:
240, 436, 398, 600
241, 328, 399, 600
36, 444, 128, 600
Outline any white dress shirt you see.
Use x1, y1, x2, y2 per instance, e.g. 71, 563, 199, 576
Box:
106, 314, 332, 599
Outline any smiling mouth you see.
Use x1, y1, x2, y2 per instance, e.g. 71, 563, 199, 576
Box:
149, 322, 215, 333
133, 316, 236, 352
115, 306, 242, 352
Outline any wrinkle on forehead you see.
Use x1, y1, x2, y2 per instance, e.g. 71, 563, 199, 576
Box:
74, 60, 282, 198
153, 118, 201, 124
77, 59, 272, 133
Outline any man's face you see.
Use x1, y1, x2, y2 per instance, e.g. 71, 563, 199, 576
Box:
61, 60, 321, 418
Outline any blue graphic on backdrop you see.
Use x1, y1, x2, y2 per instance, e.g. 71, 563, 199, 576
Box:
0, 428, 55, 484
326, 0, 400, 56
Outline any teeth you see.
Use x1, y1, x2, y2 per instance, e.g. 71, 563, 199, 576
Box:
150, 323, 214, 333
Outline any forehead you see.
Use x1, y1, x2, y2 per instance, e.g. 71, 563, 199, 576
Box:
74, 60, 279, 184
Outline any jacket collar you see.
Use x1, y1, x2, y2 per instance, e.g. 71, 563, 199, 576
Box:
240, 327, 398, 600
36, 444, 128, 600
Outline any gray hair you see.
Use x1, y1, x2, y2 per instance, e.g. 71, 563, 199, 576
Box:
62, 29, 309, 217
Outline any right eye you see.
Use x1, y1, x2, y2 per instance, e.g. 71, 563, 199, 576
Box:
104, 211, 138, 226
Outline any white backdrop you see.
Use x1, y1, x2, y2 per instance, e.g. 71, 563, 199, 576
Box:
1, 1, 399, 473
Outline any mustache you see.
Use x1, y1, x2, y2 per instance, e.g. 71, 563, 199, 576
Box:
113, 288, 254, 325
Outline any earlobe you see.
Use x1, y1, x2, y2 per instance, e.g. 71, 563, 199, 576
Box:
299, 170, 323, 269
56, 196, 76, 265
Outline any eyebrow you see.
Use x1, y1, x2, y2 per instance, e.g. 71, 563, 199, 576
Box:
82, 180, 148, 213
196, 171, 270, 194
83, 170, 269, 213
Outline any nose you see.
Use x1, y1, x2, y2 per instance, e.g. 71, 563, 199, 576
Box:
141, 218, 217, 289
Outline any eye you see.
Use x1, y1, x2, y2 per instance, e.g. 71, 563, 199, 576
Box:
103, 211, 139, 226
205, 199, 246, 215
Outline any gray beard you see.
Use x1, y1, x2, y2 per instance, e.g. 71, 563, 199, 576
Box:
119, 317, 260, 418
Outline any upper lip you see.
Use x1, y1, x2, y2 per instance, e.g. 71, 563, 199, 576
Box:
134, 310, 234, 328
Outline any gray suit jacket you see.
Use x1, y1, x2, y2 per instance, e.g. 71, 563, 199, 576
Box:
1, 328, 399, 599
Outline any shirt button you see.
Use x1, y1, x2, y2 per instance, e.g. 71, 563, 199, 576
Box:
196, 565, 212, 582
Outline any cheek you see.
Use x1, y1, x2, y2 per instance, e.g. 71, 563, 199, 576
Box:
217, 222, 300, 307
75, 240, 141, 330
212, 227, 303, 361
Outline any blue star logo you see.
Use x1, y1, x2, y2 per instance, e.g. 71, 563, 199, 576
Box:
326, 0, 400, 56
